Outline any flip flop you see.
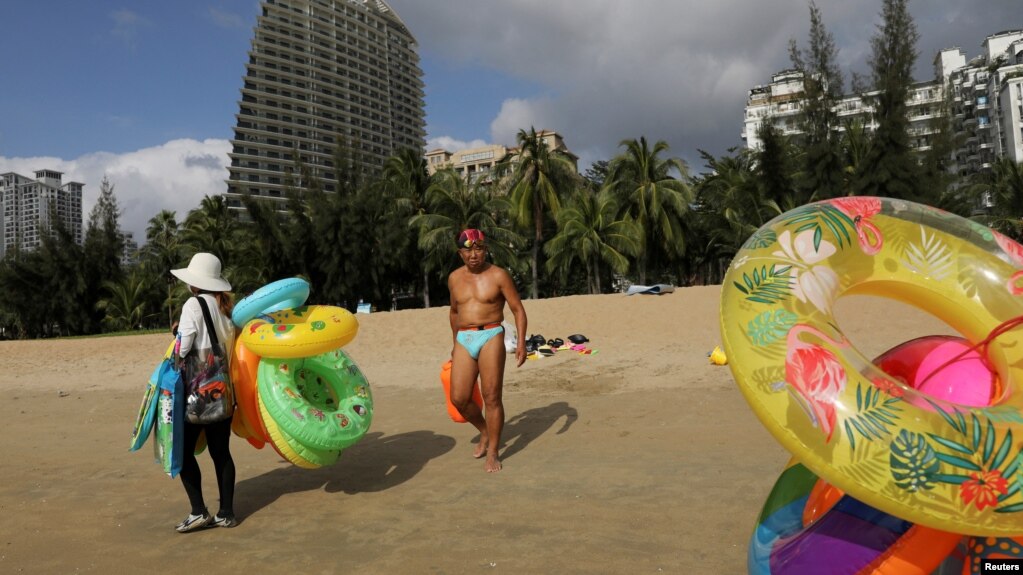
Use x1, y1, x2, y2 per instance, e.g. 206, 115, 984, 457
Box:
537, 346, 556, 356
548, 338, 565, 348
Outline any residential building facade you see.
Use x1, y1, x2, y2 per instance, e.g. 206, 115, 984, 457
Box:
742, 29, 1023, 179
943, 30, 1023, 174
424, 130, 579, 184
0, 170, 83, 258
225, 0, 426, 209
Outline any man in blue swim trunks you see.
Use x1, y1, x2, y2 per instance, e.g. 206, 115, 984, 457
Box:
448, 228, 527, 472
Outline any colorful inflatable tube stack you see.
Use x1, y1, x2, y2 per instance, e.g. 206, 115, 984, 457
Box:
229, 278, 372, 468
720, 197, 1023, 573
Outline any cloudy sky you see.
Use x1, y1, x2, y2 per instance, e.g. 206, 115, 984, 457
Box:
0, 1, 1019, 242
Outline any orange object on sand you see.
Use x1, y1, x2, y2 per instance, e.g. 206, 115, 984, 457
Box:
440, 360, 483, 423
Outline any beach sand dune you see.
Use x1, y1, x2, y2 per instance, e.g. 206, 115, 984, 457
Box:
0, 286, 955, 573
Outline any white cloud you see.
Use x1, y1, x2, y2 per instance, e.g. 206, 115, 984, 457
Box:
426, 135, 489, 152
0, 139, 231, 244
389, 0, 1022, 169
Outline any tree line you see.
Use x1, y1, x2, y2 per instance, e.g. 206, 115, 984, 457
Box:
2, 0, 1021, 339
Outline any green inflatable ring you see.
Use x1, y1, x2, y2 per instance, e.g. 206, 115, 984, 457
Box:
257, 348, 373, 452
257, 392, 340, 468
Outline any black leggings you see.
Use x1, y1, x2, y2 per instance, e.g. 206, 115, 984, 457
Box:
180, 418, 235, 516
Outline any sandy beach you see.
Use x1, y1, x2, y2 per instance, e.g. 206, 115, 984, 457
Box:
0, 286, 957, 573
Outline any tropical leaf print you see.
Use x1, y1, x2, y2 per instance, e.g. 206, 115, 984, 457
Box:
924, 398, 968, 435
742, 227, 777, 251
746, 310, 798, 346
890, 429, 940, 491
843, 383, 904, 450
1001, 451, 1023, 512
900, 404, 1023, 512
901, 226, 954, 281
733, 265, 792, 304
781, 204, 856, 250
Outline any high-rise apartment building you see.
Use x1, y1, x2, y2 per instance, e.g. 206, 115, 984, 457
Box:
742, 30, 1023, 178
942, 30, 1023, 174
226, 0, 426, 209
0, 170, 83, 258
742, 72, 944, 153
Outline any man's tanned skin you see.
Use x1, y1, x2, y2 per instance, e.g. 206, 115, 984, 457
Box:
448, 233, 527, 472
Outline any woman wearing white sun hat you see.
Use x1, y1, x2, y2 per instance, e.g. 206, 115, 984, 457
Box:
169, 252, 239, 532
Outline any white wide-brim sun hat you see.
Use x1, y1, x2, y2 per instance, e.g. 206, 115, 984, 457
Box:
170, 253, 232, 292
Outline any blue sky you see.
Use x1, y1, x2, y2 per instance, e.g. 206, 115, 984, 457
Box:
0, 1, 1019, 241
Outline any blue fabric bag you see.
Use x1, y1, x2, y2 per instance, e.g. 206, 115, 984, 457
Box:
153, 344, 186, 478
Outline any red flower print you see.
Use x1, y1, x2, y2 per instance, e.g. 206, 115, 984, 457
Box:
871, 376, 905, 398
960, 470, 1008, 511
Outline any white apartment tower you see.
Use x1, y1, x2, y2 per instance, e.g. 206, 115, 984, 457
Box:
742, 29, 1023, 178
942, 30, 1023, 174
0, 170, 83, 258
226, 0, 426, 209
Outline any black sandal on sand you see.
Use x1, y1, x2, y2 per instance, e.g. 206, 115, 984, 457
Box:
548, 338, 565, 348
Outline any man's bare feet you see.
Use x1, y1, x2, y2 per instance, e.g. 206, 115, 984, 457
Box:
473, 435, 488, 459
484, 453, 502, 472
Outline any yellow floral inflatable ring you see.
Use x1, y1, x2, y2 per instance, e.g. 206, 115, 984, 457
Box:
239, 304, 358, 359
720, 196, 1023, 536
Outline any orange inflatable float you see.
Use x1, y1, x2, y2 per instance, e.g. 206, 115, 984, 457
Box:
440, 360, 484, 423
230, 337, 268, 449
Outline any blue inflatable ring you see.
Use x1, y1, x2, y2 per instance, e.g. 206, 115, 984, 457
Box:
232, 277, 311, 328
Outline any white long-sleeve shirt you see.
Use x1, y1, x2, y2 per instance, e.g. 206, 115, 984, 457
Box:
177, 294, 236, 363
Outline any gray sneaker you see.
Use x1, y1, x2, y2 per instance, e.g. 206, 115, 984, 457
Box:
175, 511, 212, 533
212, 514, 238, 528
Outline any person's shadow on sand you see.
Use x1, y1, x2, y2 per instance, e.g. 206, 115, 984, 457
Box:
490, 401, 578, 461
237, 430, 455, 517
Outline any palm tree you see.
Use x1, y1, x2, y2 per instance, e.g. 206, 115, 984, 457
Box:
544, 188, 640, 293
411, 169, 522, 287
143, 210, 181, 326
97, 271, 154, 331
605, 136, 694, 284
382, 148, 433, 306
502, 127, 579, 298
971, 159, 1023, 240
698, 148, 778, 252
181, 195, 236, 264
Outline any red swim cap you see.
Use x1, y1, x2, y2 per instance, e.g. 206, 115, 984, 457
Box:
457, 229, 486, 247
